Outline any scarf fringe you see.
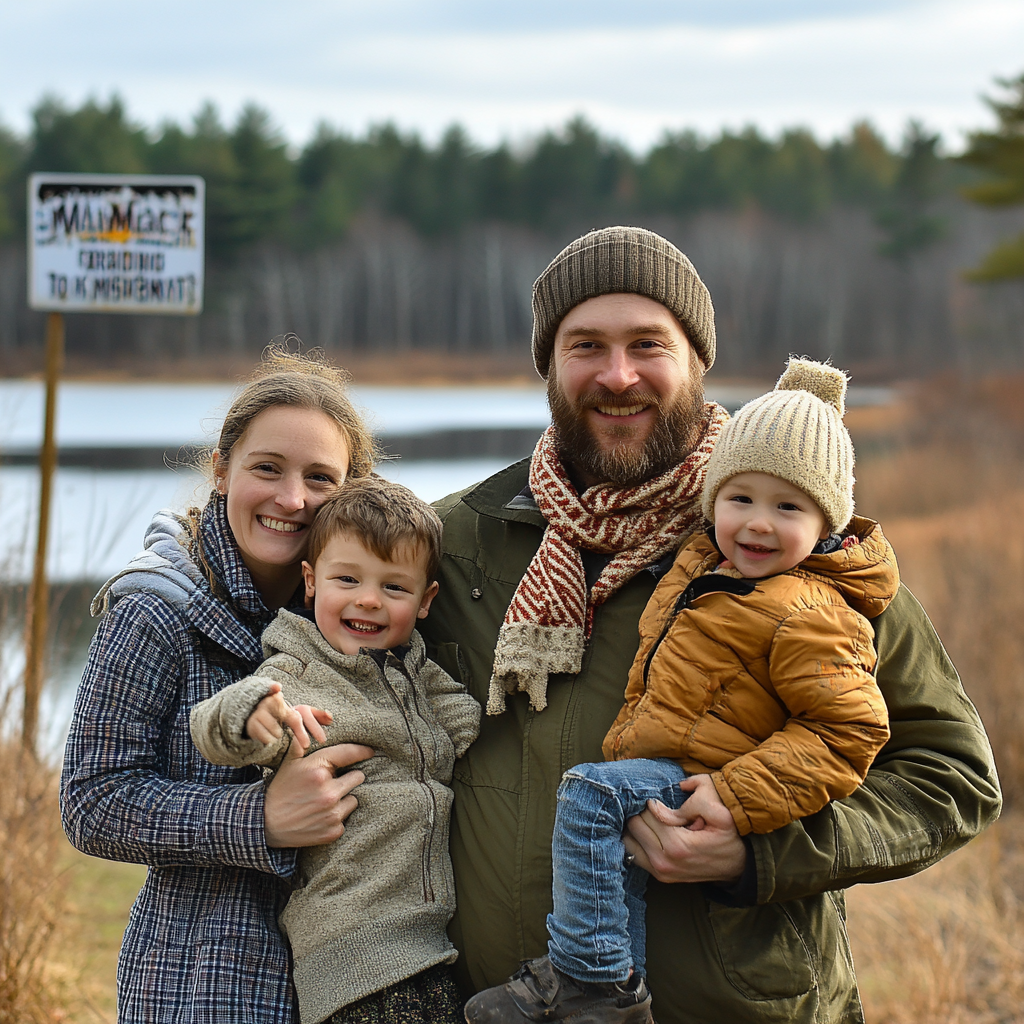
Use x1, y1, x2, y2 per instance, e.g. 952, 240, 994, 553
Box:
487, 623, 586, 714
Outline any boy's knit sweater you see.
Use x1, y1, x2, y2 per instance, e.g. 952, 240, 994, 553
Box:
190, 608, 481, 1024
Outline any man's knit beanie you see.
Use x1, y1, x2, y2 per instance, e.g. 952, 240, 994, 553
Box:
701, 357, 855, 533
531, 226, 716, 378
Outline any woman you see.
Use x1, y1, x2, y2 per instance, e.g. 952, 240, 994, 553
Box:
61, 347, 376, 1024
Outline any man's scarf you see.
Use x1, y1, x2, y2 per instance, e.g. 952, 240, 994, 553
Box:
486, 402, 730, 715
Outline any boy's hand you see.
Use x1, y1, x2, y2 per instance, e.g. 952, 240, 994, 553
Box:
292, 704, 333, 748
245, 683, 332, 752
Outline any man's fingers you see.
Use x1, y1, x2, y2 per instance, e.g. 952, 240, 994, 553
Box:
622, 832, 653, 874
626, 806, 663, 850
646, 798, 691, 828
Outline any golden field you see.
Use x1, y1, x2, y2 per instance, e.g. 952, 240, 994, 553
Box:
2, 372, 1023, 1023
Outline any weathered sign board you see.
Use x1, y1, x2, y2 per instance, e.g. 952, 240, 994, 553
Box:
27, 172, 205, 314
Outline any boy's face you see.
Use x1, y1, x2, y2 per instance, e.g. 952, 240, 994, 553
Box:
713, 472, 829, 579
301, 532, 438, 656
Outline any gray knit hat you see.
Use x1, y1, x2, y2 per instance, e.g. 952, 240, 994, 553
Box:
531, 226, 716, 378
701, 357, 855, 533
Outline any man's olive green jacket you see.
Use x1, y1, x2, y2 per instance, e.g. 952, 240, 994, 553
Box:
422, 460, 1001, 1024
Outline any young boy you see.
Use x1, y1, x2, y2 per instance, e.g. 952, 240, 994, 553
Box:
465, 358, 900, 1024
190, 476, 481, 1024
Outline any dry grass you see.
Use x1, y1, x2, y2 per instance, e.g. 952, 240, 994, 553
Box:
848, 819, 1024, 1024
847, 373, 1024, 1022
0, 739, 68, 1024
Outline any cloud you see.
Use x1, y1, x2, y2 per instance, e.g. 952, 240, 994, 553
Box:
0, 0, 1019, 150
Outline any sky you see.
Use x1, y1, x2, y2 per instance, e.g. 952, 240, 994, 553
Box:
1, 0, 1022, 153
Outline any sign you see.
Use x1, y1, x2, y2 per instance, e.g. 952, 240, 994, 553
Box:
28, 173, 205, 315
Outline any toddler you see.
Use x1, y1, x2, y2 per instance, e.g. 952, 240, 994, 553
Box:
191, 475, 480, 1024
465, 358, 899, 1024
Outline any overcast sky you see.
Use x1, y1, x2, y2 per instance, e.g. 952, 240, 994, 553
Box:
1, 0, 1021, 152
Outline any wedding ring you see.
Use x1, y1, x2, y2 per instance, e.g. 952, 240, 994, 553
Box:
624, 853, 636, 868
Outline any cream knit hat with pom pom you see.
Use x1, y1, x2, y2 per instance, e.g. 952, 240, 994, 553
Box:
701, 357, 855, 533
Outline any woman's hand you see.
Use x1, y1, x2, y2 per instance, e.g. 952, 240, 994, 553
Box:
623, 774, 747, 884
264, 742, 374, 848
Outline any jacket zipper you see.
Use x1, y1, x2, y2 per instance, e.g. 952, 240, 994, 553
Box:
642, 574, 757, 687
379, 660, 437, 903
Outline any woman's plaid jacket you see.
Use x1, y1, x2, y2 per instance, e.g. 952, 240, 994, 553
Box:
60, 498, 301, 1024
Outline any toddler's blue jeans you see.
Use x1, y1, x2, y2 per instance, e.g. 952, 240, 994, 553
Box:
546, 758, 688, 985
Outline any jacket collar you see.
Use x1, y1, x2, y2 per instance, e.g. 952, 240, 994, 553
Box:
460, 458, 547, 528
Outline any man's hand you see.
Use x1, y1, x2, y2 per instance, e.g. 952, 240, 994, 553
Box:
623, 774, 746, 884
245, 682, 332, 751
264, 742, 374, 848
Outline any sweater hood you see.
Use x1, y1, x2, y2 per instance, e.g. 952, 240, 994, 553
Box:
684, 515, 899, 619
262, 607, 428, 675
91, 509, 203, 617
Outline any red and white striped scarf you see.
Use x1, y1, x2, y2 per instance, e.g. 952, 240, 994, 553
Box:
487, 402, 729, 714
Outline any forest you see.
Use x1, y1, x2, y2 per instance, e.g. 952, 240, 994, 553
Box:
0, 83, 1022, 377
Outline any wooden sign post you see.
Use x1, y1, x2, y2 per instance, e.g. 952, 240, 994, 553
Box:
23, 172, 204, 753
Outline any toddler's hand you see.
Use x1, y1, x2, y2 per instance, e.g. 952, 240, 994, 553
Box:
244, 683, 331, 751
292, 704, 333, 748
245, 683, 295, 746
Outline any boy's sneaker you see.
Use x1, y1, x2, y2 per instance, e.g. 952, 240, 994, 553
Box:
463, 955, 654, 1023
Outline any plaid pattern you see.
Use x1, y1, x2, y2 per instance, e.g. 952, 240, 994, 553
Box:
61, 498, 301, 1024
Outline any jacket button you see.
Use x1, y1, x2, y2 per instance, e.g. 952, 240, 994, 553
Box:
471, 587, 483, 599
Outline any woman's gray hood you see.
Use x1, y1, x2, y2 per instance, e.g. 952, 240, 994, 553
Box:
90, 509, 204, 617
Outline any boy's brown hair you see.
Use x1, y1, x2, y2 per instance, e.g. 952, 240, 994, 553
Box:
306, 475, 444, 584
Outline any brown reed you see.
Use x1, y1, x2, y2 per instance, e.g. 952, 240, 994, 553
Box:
0, 737, 68, 1024
848, 373, 1024, 1022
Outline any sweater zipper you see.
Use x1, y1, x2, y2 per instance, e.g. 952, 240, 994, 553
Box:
379, 661, 437, 903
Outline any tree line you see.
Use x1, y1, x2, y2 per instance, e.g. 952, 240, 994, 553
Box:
0, 95, 962, 259
2, 79, 1023, 376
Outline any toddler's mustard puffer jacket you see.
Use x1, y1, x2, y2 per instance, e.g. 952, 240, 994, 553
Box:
603, 517, 899, 835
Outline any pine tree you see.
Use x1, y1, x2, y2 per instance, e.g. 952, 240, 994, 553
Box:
960, 73, 1024, 280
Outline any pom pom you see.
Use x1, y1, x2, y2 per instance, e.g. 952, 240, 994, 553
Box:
775, 357, 848, 417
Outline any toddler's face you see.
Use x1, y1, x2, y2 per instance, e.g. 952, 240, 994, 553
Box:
713, 472, 829, 579
301, 532, 438, 656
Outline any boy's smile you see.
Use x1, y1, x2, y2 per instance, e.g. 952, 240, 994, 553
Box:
713, 472, 829, 579
302, 531, 438, 656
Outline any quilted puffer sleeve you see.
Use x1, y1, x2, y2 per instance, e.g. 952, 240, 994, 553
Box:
711, 600, 890, 835
747, 584, 1000, 904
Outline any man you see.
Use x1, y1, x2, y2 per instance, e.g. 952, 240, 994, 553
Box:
420, 226, 1001, 1024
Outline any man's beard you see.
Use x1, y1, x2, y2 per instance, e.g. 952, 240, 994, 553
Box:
547, 365, 707, 488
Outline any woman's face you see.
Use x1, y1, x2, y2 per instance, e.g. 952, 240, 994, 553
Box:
214, 405, 350, 591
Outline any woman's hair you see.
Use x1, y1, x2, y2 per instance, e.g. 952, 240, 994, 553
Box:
211, 338, 377, 482
306, 475, 444, 584
189, 339, 378, 596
